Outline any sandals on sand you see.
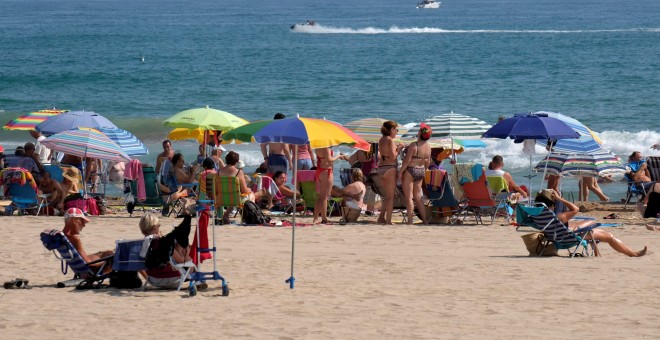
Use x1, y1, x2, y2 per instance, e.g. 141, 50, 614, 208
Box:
4, 278, 31, 289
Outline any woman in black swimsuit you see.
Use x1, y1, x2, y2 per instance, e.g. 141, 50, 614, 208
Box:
399, 123, 432, 224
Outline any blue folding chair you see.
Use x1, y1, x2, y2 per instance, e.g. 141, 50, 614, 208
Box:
518, 204, 601, 257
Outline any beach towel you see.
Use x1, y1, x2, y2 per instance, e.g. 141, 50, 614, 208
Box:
124, 159, 146, 202
189, 209, 212, 265
454, 163, 476, 184
425, 169, 446, 188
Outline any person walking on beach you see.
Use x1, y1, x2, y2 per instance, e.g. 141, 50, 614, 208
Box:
377, 121, 404, 225
261, 113, 292, 174
399, 123, 432, 224
313, 147, 347, 224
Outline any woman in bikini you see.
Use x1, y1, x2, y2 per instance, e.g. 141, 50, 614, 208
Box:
399, 123, 432, 224
313, 147, 347, 224
377, 121, 404, 225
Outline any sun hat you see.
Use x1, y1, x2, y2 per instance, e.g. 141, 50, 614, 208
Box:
64, 207, 90, 222
62, 166, 80, 182
540, 189, 555, 201
419, 123, 432, 140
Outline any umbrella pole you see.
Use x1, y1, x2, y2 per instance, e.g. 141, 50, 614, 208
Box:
539, 149, 550, 193
287, 145, 299, 289
528, 155, 533, 204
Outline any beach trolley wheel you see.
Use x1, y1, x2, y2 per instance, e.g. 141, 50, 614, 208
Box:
188, 281, 197, 297
222, 284, 229, 297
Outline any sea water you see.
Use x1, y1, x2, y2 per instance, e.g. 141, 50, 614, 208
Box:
1, 0, 659, 199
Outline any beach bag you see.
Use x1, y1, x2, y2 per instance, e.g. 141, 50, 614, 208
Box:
521, 232, 558, 256
109, 271, 142, 289
242, 201, 270, 225
93, 196, 106, 215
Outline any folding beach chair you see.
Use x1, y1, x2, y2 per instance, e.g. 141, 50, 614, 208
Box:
460, 172, 498, 224
213, 175, 244, 221
370, 172, 408, 220
126, 165, 173, 216
137, 235, 199, 293
297, 170, 342, 216
2, 168, 48, 215
623, 173, 647, 208
424, 169, 460, 224
486, 176, 514, 222
43, 164, 64, 182
40, 229, 114, 289
517, 204, 600, 257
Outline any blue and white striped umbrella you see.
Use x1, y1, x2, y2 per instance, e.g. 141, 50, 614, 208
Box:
97, 127, 149, 156
534, 151, 626, 177
533, 112, 603, 153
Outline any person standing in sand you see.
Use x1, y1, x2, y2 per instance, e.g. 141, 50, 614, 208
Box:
399, 123, 432, 225
535, 190, 647, 257
313, 147, 347, 224
261, 113, 292, 174
377, 121, 404, 225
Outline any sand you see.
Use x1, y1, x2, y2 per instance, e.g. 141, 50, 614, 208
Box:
1, 202, 658, 339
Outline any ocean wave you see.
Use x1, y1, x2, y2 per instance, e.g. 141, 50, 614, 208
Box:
291, 25, 660, 35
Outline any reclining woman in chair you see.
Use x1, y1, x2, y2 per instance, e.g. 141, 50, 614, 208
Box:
140, 213, 195, 289
535, 190, 647, 257
62, 208, 114, 274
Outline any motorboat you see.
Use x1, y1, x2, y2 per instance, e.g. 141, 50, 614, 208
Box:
290, 20, 316, 30
416, 0, 441, 9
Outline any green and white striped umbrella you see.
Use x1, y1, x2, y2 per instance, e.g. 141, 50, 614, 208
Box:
401, 112, 491, 148
534, 151, 626, 177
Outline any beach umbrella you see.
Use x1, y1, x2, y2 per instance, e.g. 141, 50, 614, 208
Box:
401, 112, 491, 148
533, 111, 603, 153
534, 151, 627, 177
163, 106, 249, 131
3, 109, 68, 131
168, 128, 215, 144
224, 117, 369, 289
482, 113, 580, 200
40, 128, 131, 163
96, 127, 149, 156
344, 117, 409, 143
41, 128, 131, 196
35, 110, 117, 136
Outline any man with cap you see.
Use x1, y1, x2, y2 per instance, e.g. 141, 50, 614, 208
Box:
62, 207, 114, 272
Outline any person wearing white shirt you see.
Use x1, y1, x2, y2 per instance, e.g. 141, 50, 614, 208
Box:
30, 130, 51, 164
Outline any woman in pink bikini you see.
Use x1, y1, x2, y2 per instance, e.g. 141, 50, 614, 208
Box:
399, 123, 432, 224
313, 147, 347, 224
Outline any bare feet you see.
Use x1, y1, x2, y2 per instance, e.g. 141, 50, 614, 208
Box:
634, 246, 648, 257
600, 196, 610, 203
647, 224, 659, 231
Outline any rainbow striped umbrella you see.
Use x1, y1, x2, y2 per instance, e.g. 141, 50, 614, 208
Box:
40, 128, 131, 163
224, 117, 370, 150
3, 109, 68, 131
345, 118, 409, 143
534, 151, 626, 177
223, 116, 369, 290
97, 127, 148, 156
533, 111, 602, 153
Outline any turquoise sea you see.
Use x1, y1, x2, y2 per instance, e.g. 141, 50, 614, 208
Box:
1, 0, 659, 198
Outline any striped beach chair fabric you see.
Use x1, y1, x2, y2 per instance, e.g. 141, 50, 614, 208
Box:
519, 204, 600, 257
213, 175, 243, 218
40, 229, 113, 288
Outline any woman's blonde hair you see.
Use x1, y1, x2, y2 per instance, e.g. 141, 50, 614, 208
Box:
139, 213, 160, 236
351, 168, 364, 183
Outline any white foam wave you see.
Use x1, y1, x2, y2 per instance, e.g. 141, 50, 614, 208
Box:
291, 25, 660, 35
455, 130, 660, 172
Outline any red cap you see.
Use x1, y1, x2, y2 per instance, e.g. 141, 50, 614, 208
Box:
419, 123, 432, 140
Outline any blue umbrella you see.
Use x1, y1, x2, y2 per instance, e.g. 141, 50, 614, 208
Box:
97, 127, 149, 156
532, 112, 603, 153
482, 113, 580, 140
35, 110, 117, 136
482, 113, 580, 200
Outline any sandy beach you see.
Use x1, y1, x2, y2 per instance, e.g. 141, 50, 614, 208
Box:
0, 201, 658, 339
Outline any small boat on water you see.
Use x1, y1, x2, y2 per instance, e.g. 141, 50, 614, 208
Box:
416, 0, 441, 9
290, 20, 316, 30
